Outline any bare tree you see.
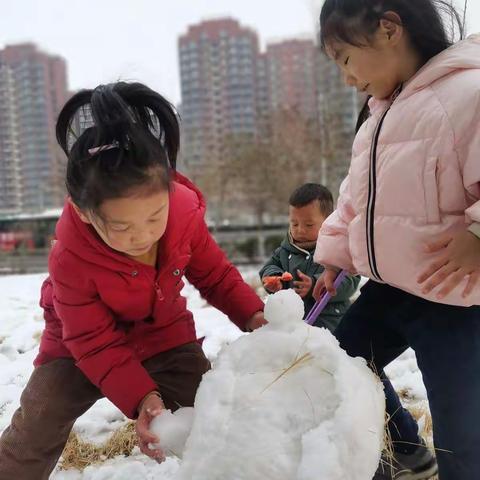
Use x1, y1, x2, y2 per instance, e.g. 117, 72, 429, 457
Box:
226, 108, 322, 226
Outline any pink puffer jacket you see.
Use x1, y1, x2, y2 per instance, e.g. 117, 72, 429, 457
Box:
315, 34, 480, 307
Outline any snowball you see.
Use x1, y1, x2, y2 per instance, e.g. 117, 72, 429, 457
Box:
263, 289, 305, 330
149, 407, 194, 458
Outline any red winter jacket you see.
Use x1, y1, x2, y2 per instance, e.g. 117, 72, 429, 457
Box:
36, 173, 264, 418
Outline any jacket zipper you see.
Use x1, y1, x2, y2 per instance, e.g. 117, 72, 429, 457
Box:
366, 85, 403, 281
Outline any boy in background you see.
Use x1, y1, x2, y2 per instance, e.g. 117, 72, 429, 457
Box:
260, 183, 360, 331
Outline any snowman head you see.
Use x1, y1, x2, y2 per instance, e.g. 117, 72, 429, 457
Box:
264, 289, 305, 329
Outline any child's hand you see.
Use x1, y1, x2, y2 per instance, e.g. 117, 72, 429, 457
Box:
313, 268, 340, 300
418, 230, 480, 299
136, 392, 166, 461
294, 270, 313, 298
246, 311, 268, 331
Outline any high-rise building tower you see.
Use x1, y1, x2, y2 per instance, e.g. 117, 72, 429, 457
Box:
0, 43, 68, 214
263, 39, 319, 121
178, 18, 259, 180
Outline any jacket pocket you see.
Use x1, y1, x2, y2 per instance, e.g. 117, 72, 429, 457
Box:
423, 156, 441, 224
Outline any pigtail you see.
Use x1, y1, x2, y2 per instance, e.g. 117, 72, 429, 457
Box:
115, 83, 180, 170
56, 89, 93, 156
55, 82, 179, 212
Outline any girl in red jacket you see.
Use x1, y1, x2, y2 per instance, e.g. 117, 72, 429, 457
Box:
0, 82, 266, 480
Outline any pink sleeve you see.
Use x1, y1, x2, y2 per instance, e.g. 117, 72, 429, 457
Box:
314, 176, 356, 272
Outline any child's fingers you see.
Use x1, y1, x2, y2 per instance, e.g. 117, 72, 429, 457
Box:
136, 419, 164, 460
297, 271, 313, 289
139, 438, 164, 459
323, 270, 337, 296
294, 287, 306, 298
296, 270, 308, 280
137, 423, 159, 445
146, 407, 163, 418
424, 236, 452, 253
420, 262, 457, 294
436, 269, 467, 299
136, 411, 160, 447
463, 271, 480, 298
417, 257, 449, 284
312, 278, 326, 301
139, 439, 151, 456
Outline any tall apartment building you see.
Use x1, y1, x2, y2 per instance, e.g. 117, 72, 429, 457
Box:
263, 39, 319, 121
0, 43, 68, 214
178, 18, 259, 180
0, 64, 21, 214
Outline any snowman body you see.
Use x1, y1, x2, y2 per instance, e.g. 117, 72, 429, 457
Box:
155, 290, 385, 480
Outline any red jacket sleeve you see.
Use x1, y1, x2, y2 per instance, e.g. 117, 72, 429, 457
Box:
50, 251, 157, 419
185, 215, 264, 330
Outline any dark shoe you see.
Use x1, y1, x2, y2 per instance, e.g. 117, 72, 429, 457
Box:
373, 439, 438, 479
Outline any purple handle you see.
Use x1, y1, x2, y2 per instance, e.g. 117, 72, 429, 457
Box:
304, 270, 347, 325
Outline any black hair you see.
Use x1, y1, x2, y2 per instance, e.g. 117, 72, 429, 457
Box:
320, 0, 465, 132
355, 95, 372, 133
56, 82, 180, 214
320, 0, 464, 61
289, 183, 334, 217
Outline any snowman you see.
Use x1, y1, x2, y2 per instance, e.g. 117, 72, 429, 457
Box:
151, 289, 385, 480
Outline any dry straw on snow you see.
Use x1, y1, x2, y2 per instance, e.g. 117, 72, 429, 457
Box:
60, 422, 137, 471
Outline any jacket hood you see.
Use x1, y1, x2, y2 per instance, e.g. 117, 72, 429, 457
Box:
405, 33, 480, 94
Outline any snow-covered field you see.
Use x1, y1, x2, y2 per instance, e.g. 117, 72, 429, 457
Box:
0, 271, 430, 479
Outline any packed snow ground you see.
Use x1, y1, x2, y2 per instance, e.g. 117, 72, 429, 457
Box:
0, 271, 430, 479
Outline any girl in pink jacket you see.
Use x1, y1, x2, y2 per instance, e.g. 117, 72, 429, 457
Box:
316, 1, 480, 479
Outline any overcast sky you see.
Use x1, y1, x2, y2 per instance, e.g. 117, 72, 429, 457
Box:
1, 0, 478, 105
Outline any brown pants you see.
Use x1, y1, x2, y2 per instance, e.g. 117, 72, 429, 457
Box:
0, 342, 210, 480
